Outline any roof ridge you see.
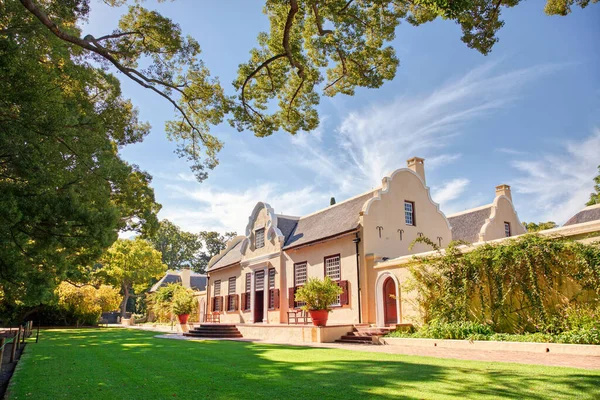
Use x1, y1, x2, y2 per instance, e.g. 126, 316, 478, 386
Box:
447, 203, 493, 218
296, 189, 376, 220
582, 203, 600, 210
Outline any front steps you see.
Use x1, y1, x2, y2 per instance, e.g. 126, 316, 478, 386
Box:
183, 324, 243, 339
335, 324, 412, 345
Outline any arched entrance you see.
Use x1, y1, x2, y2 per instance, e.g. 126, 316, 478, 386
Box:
199, 297, 206, 322
383, 278, 398, 325
375, 272, 401, 327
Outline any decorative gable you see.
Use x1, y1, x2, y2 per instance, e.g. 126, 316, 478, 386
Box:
240, 202, 285, 256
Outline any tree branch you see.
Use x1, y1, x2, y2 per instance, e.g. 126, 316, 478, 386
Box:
240, 53, 286, 121
19, 0, 208, 146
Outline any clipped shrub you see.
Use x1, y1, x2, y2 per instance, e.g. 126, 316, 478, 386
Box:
295, 277, 343, 312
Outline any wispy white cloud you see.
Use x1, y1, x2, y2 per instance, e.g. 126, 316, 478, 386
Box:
496, 147, 528, 156
157, 62, 565, 233
432, 178, 471, 210
512, 128, 600, 223
287, 62, 562, 196
161, 183, 328, 234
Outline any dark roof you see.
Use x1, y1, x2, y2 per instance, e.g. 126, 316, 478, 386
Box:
149, 273, 182, 292
447, 206, 492, 243
283, 192, 373, 249
564, 205, 600, 226
276, 215, 299, 242
207, 240, 242, 272
190, 275, 207, 291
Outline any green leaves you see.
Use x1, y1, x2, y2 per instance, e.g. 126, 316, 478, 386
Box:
586, 165, 600, 206
295, 277, 343, 311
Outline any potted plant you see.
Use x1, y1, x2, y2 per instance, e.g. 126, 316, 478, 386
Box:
295, 277, 343, 327
171, 286, 197, 324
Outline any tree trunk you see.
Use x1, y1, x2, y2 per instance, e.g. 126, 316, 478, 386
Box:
120, 284, 130, 318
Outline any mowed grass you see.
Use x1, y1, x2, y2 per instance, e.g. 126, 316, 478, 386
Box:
8, 329, 600, 399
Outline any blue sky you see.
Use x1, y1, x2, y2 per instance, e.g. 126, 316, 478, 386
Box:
85, 1, 600, 235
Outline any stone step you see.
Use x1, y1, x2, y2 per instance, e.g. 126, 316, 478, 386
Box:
184, 332, 243, 338
340, 335, 372, 341
335, 339, 375, 345
188, 330, 240, 335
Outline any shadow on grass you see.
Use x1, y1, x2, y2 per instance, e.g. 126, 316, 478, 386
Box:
15, 329, 600, 400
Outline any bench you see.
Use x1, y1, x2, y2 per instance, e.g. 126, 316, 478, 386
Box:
287, 309, 310, 325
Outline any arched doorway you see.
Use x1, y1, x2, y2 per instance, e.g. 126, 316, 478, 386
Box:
383, 277, 398, 325
199, 297, 206, 322
375, 272, 401, 327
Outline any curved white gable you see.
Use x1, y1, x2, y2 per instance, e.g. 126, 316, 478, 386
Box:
361, 168, 452, 231
240, 201, 285, 255
478, 195, 524, 240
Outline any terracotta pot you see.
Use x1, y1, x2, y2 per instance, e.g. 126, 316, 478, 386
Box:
177, 314, 190, 324
309, 310, 329, 327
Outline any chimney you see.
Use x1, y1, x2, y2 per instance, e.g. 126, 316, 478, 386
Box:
180, 267, 191, 289
407, 157, 426, 184
495, 184, 512, 202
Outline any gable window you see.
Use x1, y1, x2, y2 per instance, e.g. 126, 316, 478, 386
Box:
325, 255, 341, 306
228, 277, 236, 311
244, 273, 251, 311
268, 268, 276, 309
405, 201, 415, 226
214, 280, 221, 312
255, 228, 265, 249
504, 222, 511, 237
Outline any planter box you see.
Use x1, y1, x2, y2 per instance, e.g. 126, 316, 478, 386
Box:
382, 337, 600, 356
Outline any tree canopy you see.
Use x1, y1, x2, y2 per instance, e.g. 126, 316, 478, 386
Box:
97, 238, 167, 316
15, 0, 597, 181
0, 1, 161, 307
523, 222, 558, 232
587, 165, 600, 206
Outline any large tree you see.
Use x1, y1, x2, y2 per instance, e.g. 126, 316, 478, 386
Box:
0, 1, 160, 306
587, 165, 600, 206
148, 220, 203, 271
15, 0, 597, 180
97, 238, 167, 317
523, 222, 558, 232
148, 220, 237, 273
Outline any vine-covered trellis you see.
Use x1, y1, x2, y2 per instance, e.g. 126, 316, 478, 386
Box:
407, 235, 600, 333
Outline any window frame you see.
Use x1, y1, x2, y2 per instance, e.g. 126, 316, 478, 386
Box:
504, 221, 511, 237
324, 254, 342, 307
228, 277, 236, 312
214, 280, 221, 312
293, 262, 308, 287
255, 228, 265, 249
404, 200, 416, 226
268, 268, 276, 309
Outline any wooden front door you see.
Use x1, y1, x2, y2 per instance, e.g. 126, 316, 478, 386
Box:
254, 290, 264, 323
383, 277, 398, 325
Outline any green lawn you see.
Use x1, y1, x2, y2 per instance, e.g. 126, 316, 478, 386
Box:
8, 329, 599, 399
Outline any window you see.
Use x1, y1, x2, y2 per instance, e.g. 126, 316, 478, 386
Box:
325, 255, 341, 306
294, 262, 307, 286
504, 222, 511, 237
325, 255, 341, 281
255, 228, 265, 249
405, 201, 415, 226
214, 280, 221, 312
244, 273, 251, 310
228, 277, 236, 311
268, 268, 276, 309
255, 270, 265, 291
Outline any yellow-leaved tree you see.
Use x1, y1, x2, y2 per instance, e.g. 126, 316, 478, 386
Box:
56, 283, 121, 327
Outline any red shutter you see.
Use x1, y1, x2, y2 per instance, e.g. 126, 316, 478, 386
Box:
288, 287, 295, 309
211, 297, 215, 312
226, 295, 230, 312
219, 296, 223, 312
273, 289, 280, 310
241, 293, 246, 311
234, 294, 239, 311
339, 280, 349, 305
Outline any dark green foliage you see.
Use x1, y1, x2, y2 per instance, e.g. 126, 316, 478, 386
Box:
587, 165, 600, 206
408, 235, 600, 333
523, 221, 558, 232
0, 1, 160, 306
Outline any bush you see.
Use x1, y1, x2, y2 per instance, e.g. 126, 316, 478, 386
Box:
295, 277, 343, 312
56, 282, 121, 327
148, 284, 197, 322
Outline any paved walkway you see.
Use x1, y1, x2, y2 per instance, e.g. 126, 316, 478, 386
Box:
155, 333, 600, 370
